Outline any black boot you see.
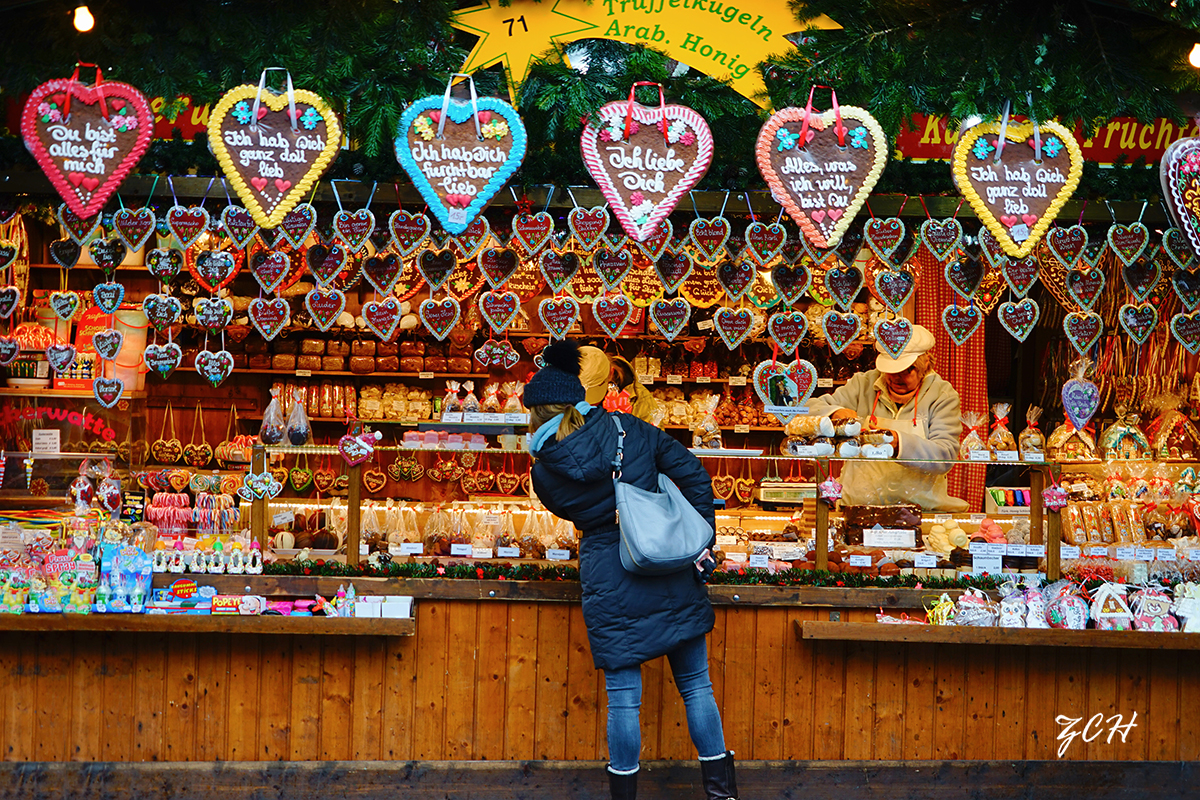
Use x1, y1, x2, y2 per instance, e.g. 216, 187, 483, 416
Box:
700, 751, 738, 800
607, 765, 637, 800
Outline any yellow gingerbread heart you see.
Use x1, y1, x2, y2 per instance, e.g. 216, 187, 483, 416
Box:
208, 84, 342, 229
952, 120, 1082, 259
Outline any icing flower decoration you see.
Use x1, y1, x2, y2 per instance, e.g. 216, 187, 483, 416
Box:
972, 138, 994, 160
480, 119, 509, 140
629, 191, 646, 206
108, 111, 138, 132
232, 100, 253, 125
602, 122, 624, 142
666, 120, 690, 144
299, 107, 322, 130
848, 127, 868, 149
1185, 152, 1200, 175
37, 101, 62, 123
776, 128, 800, 151
631, 200, 655, 225
679, 131, 696, 146
1042, 135, 1063, 158
412, 115, 435, 141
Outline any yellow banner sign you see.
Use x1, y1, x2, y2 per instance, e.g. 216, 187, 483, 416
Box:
451, 0, 839, 107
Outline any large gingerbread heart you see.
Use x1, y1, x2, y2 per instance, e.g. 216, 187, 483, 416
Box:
952, 119, 1083, 258
649, 297, 690, 341
538, 296, 580, 339
752, 358, 818, 423
581, 98, 713, 242
20, 75, 152, 219
208, 83, 342, 229
756, 105, 887, 249
396, 95, 526, 235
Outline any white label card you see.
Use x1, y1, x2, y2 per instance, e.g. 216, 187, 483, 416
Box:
716, 535, 738, 548
914, 553, 939, 568
972, 554, 1003, 574
295, 369, 312, 377
696, 376, 711, 384
1027, 544, 1046, 557
31, 429, 60, 454
441, 412, 464, 423
1024, 452, 1045, 463
817, 377, 834, 388
748, 554, 770, 569
728, 376, 747, 386
496, 547, 521, 558
968, 542, 989, 555
472, 548, 493, 559
418, 371, 435, 379
733, 424, 750, 434
863, 528, 915, 548
546, 549, 571, 561
399, 542, 424, 555
985, 543, 1007, 556
1159, 549, 1178, 562
1008, 544, 1027, 556
667, 375, 683, 385
1087, 546, 1109, 557
1115, 547, 1136, 560
697, 319, 714, 331
272, 511, 294, 526
1059, 545, 1080, 560
996, 450, 1019, 462
848, 555, 873, 567
450, 543, 473, 556
1190, 550, 1200, 563
968, 449, 992, 462
1135, 547, 1156, 562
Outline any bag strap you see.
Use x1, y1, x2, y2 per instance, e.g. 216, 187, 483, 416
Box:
611, 415, 626, 480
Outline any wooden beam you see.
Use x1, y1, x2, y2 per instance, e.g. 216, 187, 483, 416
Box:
799, 620, 1200, 650
0, 614, 414, 636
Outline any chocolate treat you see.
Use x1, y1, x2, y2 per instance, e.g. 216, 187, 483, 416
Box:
321, 356, 344, 372
326, 340, 350, 358
272, 354, 297, 371
842, 504, 922, 529
350, 356, 375, 374
352, 340, 377, 357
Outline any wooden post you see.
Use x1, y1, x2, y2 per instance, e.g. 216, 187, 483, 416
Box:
1046, 510, 1061, 581
1029, 466, 1044, 545
346, 463, 361, 566
251, 445, 268, 552
815, 459, 828, 571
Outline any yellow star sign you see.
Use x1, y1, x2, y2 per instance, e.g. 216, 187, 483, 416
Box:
451, 0, 840, 107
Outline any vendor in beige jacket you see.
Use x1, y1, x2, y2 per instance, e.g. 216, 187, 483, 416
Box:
806, 324, 968, 511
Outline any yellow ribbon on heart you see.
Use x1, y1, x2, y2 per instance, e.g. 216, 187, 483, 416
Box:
952, 119, 1082, 259
207, 84, 342, 229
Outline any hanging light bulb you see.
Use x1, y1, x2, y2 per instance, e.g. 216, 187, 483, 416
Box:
73, 5, 94, 32
1190, 43, 1200, 69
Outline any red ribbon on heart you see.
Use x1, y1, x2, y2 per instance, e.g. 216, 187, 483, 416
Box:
625, 81, 668, 140
798, 84, 846, 149
63, 63, 108, 120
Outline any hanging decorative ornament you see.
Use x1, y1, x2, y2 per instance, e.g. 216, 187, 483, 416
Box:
449, 216, 491, 261
655, 249, 694, 294
1046, 225, 1088, 269
93, 377, 124, 409
208, 69, 341, 229
951, 113, 1082, 258
1066, 267, 1105, 310
1118, 302, 1158, 346
305, 287, 346, 332
649, 297, 690, 341
1107, 222, 1150, 267
755, 89, 887, 249
45, 342, 77, 374
767, 310, 808, 353
713, 306, 754, 349
633, 220, 672, 262
538, 295, 580, 340
1061, 357, 1100, 432
593, 294, 633, 338
474, 338, 521, 369
943, 251, 986, 300
743, 221, 787, 267
388, 209, 431, 256
190, 248, 238, 293
418, 296, 461, 341
88, 237, 127, 273
873, 317, 913, 360
49, 239, 81, 269
195, 349, 234, 388
941, 304, 982, 344
165, 205, 210, 251
477, 290, 521, 333
92, 282, 125, 314
872, 268, 916, 314
751, 358, 818, 424
1171, 311, 1200, 354
688, 217, 731, 263
1172, 268, 1200, 312
478, 247, 520, 289
195, 297, 233, 332
997, 298, 1040, 342
363, 252, 403, 296
143, 341, 182, 379
332, 209, 375, 253
580, 82, 713, 242
1122, 249, 1161, 303
362, 296, 403, 340
395, 74, 526, 234
1063, 310, 1104, 354
1163, 227, 1196, 271
142, 294, 182, 331
821, 310, 862, 354
1001, 256, 1039, 297
220, 206, 259, 249
306, 243, 348, 289
864, 217, 906, 265
568, 206, 610, 251
146, 247, 183, 283
248, 297, 290, 341
250, 250, 291, 294
919, 218, 963, 263
20, 65, 152, 219
417, 248, 457, 291
593, 247, 633, 291
510, 211, 554, 257
539, 249, 581, 293
824, 264, 864, 311
716, 258, 756, 301
49, 290, 80, 321
771, 261, 812, 306
112, 207, 156, 252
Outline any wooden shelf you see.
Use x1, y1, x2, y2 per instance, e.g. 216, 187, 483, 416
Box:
798, 620, 1200, 650
0, 612, 414, 636
0, 387, 147, 399
183, 368, 490, 379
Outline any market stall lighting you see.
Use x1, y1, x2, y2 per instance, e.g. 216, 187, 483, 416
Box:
1190, 43, 1200, 69
73, 5, 93, 32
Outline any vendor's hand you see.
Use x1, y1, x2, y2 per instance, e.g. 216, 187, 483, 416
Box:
830, 408, 858, 423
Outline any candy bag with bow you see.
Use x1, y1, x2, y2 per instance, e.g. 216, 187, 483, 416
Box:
260, 387, 286, 445
286, 389, 312, 446
987, 402, 1017, 453
1018, 405, 1045, 459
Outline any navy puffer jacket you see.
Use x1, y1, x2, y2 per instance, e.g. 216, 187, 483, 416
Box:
531, 407, 716, 671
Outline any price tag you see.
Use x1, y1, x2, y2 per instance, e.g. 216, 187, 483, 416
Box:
996, 450, 1019, 462
1007, 544, 1027, 556
972, 554, 1003, 574
985, 543, 1008, 556
968, 542, 989, 555
776, 548, 805, 561
933, 514, 951, 523
863, 528, 915, 548
1059, 545, 1081, 560
418, 371, 435, 379
968, 449, 992, 462
1024, 452, 1044, 463
792, 445, 818, 457
970, 513, 987, 522
1009, 222, 1030, 243
697, 376, 711, 384
450, 543, 473, 556
766, 404, 807, 416
399, 542, 424, 556
1190, 549, 1200, 562
725, 551, 747, 563
1070, 482, 1089, 493
31, 429, 60, 454
639, 375, 654, 385
462, 412, 489, 423
295, 369, 313, 377
272, 511, 294, 526
914, 553, 939, 568
728, 376, 747, 386
472, 548, 493, 559
1115, 546, 1136, 560
733, 424, 751, 434
817, 377, 834, 388
496, 547, 521, 558
546, 549, 571, 561
848, 555, 873, 567
667, 375, 683, 385
1087, 546, 1109, 557
1159, 549, 1178, 562
1027, 544, 1046, 557
697, 319, 714, 331
504, 413, 530, 425
1135, 547, 1156, 562
748, 554, 770, 569
360, 543, 369, 555
441, 412, 464, 423
482, 514, 501, 526
715, 535, 738, 548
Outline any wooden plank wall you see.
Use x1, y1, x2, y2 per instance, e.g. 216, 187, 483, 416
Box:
1, 602, 1193, 762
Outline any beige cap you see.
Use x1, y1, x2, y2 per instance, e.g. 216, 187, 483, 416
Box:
579, 346, 611, 405
875, 323, 936, 373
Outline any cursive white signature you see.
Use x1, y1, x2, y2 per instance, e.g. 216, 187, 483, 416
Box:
1055, 713, 1139, 758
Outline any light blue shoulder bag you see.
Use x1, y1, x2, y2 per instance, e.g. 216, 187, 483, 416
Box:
611, 415, 712, 575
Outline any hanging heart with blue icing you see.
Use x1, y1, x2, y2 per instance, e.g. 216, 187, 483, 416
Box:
649, 297, 690, 341
1063, 310, 1103, 354
538, 296, 580, 340
394, 95, 527, 235
92, 281, 124, 314
873, 268, 916, 314
713, 306, 754, 350
873, 317, 912, 360
1118, 302, 1158, 346
768, 310, 808, 354
941, 304, 982, 344
821, 310, 861, 354
751, 358, 818, 423
823, 265, 863, 311
997, 298, 1040, 342
593, 295, 633, 338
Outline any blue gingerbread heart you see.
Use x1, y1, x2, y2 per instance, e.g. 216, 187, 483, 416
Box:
395, 96, 527, 235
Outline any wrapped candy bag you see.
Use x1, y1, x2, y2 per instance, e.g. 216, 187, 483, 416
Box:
460, 381, 481, 413
1018, 406, 1045, 460
442, 382, 463, 415
1044, 580, 1088, 629
998, 581, 1027, 628
68, 461, 94, 516
691, 394, 723, 450
480, 383, 503, 413
1104, 463, 1128, 500
1090, 582, 1133, 630
502, 382, 525, 414
960, 411, 988, 460
987, 402, 1017, 453
954, 588, 999, 626
1099, 405, 1151, 460
1127, 461, 1151, 501
1025, 585, 1051, 628
259, 387, 286, 445
1047, 420, 1097, 462
423, 506, 453, 556
286, 389, 312, 446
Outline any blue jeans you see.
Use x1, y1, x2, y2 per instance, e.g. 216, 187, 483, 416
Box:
603, 634, 726, 772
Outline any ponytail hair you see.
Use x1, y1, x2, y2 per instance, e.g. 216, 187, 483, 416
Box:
528, 403, 586, 442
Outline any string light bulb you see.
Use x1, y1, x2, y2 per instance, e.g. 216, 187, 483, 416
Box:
73, 5, 94, 32
1190, 43, 1200, 69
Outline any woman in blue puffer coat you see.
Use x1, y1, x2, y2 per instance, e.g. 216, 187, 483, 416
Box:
526, 340, 738, 800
